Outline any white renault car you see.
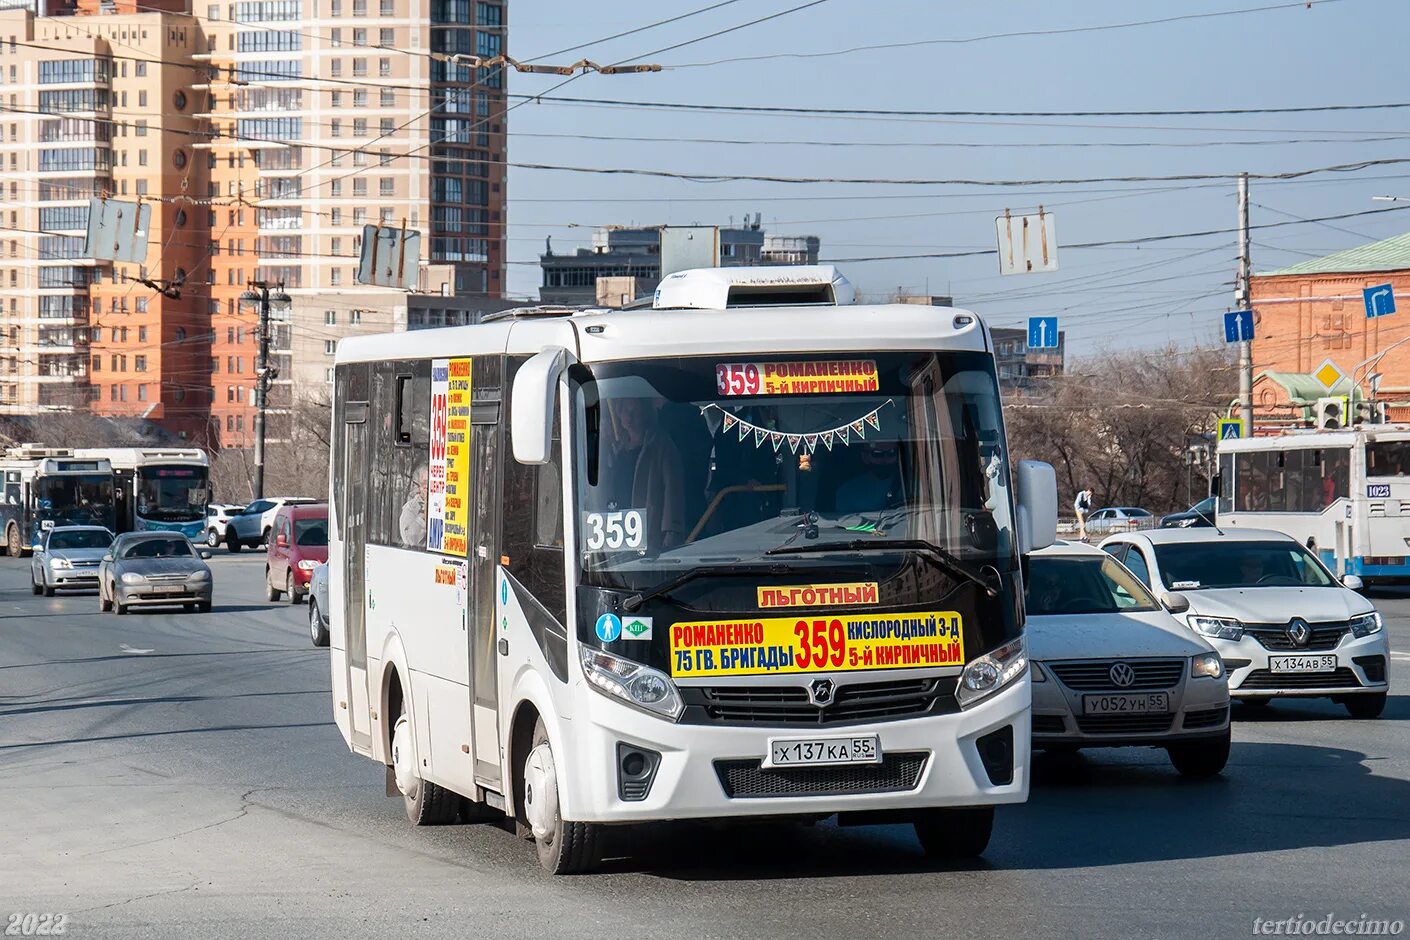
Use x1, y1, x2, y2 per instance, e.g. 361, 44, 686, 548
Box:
1027, 541, 1231, 776
1100, 528, 1389, 718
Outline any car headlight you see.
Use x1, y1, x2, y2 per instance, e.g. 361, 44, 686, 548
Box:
1349, 612, 1383, 638
297, 559, 319, 571
120, 572, 145, 584
579, 647, 684, 721
956, 635, 1027, 708
188, 568, 210, 581
1191, 652, 1224, 679
49, 557, 72, 569
1188, 615, 1244, 641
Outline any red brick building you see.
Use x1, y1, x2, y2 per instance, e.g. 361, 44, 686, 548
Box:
1250, 233, 1410, 427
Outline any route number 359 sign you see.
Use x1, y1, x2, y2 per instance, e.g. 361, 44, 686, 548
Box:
582, 510, 646, 551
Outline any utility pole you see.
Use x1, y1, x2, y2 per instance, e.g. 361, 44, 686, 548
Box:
1236, 172, 1254, 433
238, 282, 291, 500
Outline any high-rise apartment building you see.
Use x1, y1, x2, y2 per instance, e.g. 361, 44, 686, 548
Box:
0, 0, 507, 447
198, 0, 507, 446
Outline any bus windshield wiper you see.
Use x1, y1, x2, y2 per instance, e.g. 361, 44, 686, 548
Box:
766, 538, 999, 598
621, 563, 794, 612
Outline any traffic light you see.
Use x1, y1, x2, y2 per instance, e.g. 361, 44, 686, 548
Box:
1314, 396, 1347, 429
1352, 400, 1388, 425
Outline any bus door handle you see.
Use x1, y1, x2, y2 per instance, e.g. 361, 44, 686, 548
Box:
498, 638, 509, 656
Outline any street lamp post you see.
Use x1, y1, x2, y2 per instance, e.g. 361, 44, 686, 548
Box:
238, 282, 292, 500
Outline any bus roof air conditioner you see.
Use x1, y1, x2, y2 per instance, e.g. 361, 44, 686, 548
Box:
652, 265, 855, 310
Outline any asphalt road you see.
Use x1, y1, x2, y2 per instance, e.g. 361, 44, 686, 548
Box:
3, 554, 1409, 939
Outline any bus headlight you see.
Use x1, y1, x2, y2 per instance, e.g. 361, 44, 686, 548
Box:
1191, 653, 1224, 679
1188, 615, 1244, 641
579, 647, 684, 721
956, 636, 1027, 709
49, 558, 72, 569
1349, 612, 1383, 637
120, 572, 145, 585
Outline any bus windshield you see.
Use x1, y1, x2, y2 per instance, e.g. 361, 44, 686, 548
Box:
36, 474, 115, 527
570, 350, 1015, 591
137, 465, 209, 522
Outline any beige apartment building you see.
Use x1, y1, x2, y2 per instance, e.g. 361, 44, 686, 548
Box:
0, 0, 507, 447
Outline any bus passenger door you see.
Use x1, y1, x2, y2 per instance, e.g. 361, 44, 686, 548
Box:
343, 405, 374, 751
470, 395, 503, 790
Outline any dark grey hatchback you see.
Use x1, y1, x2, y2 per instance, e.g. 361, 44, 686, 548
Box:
98, 532, 214, 615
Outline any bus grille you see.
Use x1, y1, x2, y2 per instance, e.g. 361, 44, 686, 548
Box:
1239, 668, 1361, 690
714, 752, 928, 799
680, 677, 958, 727
1243, 623, 1348, 652
1046, 659, 1185, 691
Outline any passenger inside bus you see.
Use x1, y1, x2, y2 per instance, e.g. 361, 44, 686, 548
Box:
602, 397, 690, 550
835, 441, 903, 515
399, 463, 428, 548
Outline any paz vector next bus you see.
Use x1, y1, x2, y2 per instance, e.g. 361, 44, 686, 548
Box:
326, 265, 1058, 873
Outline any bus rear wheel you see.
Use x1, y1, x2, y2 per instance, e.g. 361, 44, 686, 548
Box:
524, 717, 601, 874
391, 703, 458, 826
7, 523, 23, 558
912, 806, 994, 860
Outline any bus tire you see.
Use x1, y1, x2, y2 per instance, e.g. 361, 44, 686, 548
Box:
265, 569, 282, 602
912, 806, 994, 859
525, 717, 601, 874
7, 523, 24, 558
391, 704, 458, 826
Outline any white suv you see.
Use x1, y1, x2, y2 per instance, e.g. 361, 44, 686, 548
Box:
225, 497, 316, 552
1100, 527, 1389, 718
202, 503, 246, 549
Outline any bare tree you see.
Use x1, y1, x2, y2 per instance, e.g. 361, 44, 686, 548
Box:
1005, 345, 1236, 514
209, 390, 332, 503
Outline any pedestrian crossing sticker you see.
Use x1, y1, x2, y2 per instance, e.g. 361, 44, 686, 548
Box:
1218, 419, 1244, 441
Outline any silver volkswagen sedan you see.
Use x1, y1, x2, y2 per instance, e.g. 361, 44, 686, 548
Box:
1027, 540, 1232, 777
31, 525, 114, 596
98, 532, 214, 615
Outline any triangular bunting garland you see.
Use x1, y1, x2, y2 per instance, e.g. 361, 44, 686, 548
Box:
839, 427, 850, 446
771, 431, 785, 452
703, 400, 894, 453
787, 434, 802, 453
804, 433, 819, 452
722, 413, 737, 432
850, 420, 866, 440
754, 427, 767, 447
821, 431, 834, 450
865, 410, 881, 430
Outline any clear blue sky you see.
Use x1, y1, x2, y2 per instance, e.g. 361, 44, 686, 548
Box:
503, 0, 1409, 353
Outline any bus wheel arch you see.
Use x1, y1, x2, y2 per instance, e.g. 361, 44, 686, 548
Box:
509, 700, 601, 874
383, 664, 457, 825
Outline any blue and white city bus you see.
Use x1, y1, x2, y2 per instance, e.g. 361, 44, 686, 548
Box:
1216, 425, 1410, 583
73, 448, 211, 539
0, 447, 116, 556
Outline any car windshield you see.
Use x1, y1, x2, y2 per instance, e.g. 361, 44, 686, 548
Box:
48, 529, 112, 550
295, 518, 328, 546
1153, 540, 1334, 589
570, 350, 1015, 591
1026, 555, 1159, 615
122, 538, 193, 559
137, 466, 209, 523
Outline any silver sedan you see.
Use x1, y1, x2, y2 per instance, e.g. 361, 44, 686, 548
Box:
31, 525, 114, 596
98, 532, 214, 615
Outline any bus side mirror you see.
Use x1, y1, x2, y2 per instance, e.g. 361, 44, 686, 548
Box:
511, 346, 571, 466
1015, 459, 1058, 554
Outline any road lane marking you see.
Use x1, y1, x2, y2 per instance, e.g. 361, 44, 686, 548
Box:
119, 644, 154, 655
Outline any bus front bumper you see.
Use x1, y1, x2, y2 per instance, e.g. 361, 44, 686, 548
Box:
559, 673, 1030, 824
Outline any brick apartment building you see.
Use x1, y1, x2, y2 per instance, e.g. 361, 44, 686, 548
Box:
1249, 232, 1410, 426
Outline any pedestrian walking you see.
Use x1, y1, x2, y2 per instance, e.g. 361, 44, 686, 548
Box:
1074, 487, 1093, 541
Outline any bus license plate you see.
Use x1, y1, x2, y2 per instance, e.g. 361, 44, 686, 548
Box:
1083, 692, 1170, 715
765, 735, 881, 768
1269, 655, 1337, 674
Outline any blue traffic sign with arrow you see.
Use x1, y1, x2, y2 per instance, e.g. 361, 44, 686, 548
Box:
1028, 316, 1059, 349
1223, 310, 1254, 343
1364, 283, 1396, 319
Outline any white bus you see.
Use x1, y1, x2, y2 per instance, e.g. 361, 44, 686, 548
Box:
327, 266, 1057, 873
1216, 425, 1410, 584
72, 448, 210, 541
0, 447, 116, 555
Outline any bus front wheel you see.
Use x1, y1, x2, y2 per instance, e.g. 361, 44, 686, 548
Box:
912, 806, 994, 860
524, 717, 601, 874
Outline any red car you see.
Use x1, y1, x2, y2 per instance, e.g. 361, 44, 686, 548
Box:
265, 503, 328, 604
